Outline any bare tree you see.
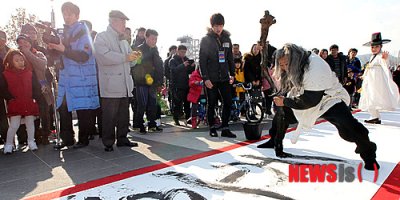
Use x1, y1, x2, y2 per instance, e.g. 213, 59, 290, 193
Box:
0, 8, 38, 48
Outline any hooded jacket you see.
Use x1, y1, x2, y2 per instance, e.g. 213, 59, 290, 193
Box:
187, 70, 203, 103
199, 29, 234, 83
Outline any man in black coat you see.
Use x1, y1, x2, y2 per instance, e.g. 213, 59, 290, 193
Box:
163, 45, 177, 116
132, 29, 164, 133
199, 13, 236, 138
326, 44, 347, 84
169, 45, 195, 125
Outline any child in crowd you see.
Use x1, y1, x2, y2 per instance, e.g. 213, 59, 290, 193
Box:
2, 49, 39, 154
344, 69, 356, 109
353, 71, 363, 107
234, 58, 245, 99
233, 58, 245, 117
187, 67, 203, 129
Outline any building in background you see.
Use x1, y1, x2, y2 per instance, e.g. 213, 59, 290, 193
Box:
177, 35, 199, 62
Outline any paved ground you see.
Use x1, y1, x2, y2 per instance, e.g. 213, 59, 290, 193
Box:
0, 115, 273, 200
1, 110, 400, 200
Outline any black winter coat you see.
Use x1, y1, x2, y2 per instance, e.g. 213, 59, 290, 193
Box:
243, 53, 262, 84
132, 43, 164, 87
169, 55, 195, 89
326, 53, 347, 84
199, 29, 234, 83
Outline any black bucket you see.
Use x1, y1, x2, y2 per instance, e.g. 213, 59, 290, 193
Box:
243, 122, 263, 140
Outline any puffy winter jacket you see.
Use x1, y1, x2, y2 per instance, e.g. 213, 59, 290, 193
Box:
187, 70, 203, 103
3, 68, 39, 117
57, 21, 99, 111
199, 29, 234, 83
169, 54, 195, 89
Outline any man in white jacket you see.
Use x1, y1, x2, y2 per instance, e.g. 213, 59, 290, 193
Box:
257, 43, 379, 171
94, 10, 140, 152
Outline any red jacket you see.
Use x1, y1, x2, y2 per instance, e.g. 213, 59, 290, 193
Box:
187, 70, 203, 103
3, 68, 39, 117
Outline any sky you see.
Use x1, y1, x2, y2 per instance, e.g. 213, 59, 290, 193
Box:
1, 0, 400, 59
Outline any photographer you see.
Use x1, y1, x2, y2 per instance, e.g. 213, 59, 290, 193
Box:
21, 24, 55, 144
17, 34, 53, 145
47, 2, 99, 149
169, 45, 195, 125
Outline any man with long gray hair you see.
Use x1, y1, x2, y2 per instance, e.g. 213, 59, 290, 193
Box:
257, 43, 379, 171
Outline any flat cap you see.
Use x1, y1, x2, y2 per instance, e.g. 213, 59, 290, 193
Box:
109, 10, 129, 20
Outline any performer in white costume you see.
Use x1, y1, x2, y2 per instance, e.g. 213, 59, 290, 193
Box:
257, 43, 379, 170
359, 32, 400, 124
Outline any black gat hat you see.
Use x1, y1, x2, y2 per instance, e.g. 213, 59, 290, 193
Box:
363, 32, 391, 46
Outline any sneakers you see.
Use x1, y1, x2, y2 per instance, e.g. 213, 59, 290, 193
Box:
3, 144, 13, 154
174, 119, 181, 126
28, 141, 38, 151
148, 126, 163, 133
364, 118, 381, 124
138, 126, 147, 135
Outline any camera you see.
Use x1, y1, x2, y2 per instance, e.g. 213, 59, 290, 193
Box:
35, 21, 61, 45
187, 59, 195, 65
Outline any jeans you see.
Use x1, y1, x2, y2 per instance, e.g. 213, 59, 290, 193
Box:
135, 86, 157, 128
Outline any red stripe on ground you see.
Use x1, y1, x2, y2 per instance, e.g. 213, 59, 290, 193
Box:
371, 162, 400, 200
24, 110, 362, 200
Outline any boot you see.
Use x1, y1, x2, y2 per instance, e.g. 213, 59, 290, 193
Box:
275, 142, 292, 158
191, 116, 197, 129
257, 139, 274, 148
364, 159, 380, 170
